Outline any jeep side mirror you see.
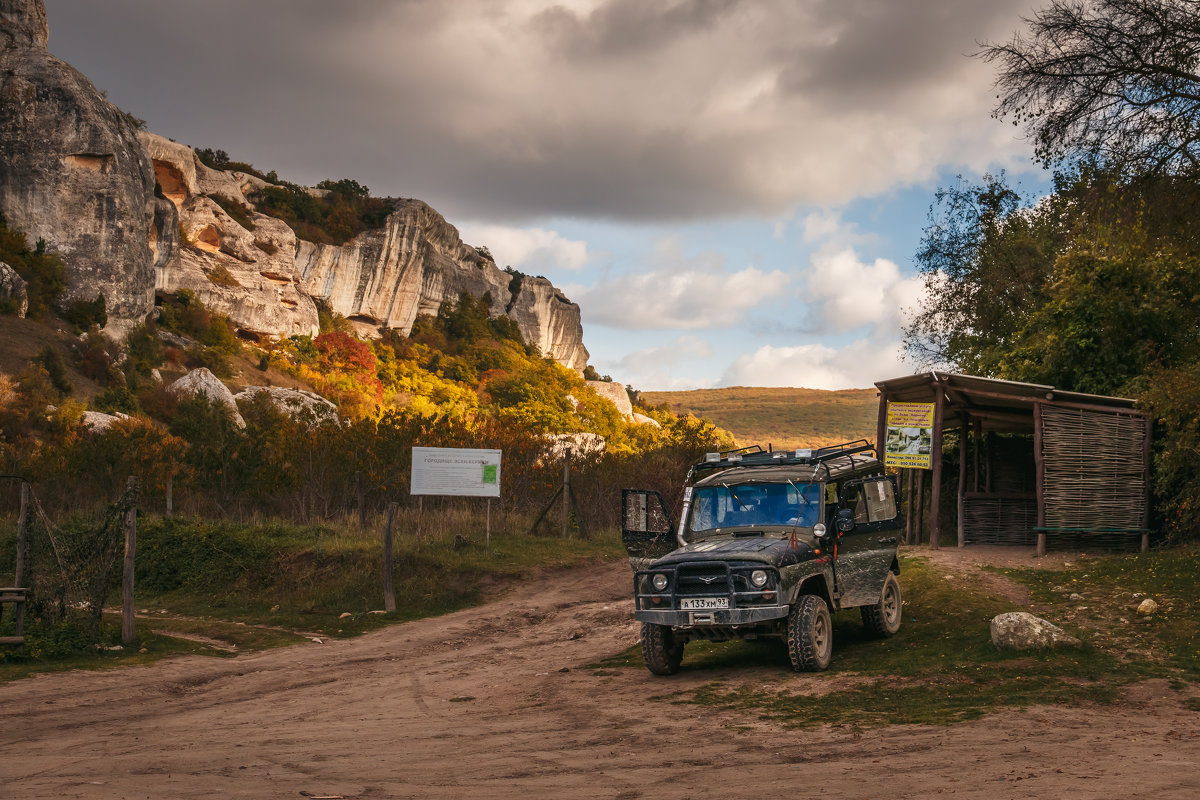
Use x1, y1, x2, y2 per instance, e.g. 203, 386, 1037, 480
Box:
835, 508, 856, 534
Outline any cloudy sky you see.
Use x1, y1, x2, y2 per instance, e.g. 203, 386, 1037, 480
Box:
43, 0, 1048, 391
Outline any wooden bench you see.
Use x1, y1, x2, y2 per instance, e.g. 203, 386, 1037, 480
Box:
0, 587, 28, 645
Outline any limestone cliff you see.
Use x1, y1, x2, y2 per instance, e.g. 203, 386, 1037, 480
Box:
1, 0, 590, 372
295, 200, 590, 370
142, 133, 320, 340
0, 0, 158, 333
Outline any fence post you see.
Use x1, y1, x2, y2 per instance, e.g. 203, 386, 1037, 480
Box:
382, 502, 397, 612
14, 482, 29, 637
561, 449, 571, 538
122, 477, 139, 646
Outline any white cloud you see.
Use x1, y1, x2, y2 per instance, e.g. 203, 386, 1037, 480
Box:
458, 224, 590, 272
801, 246, 924, 334
578, 262, 791, 330
596, 335, 717, 391
719, 338, 910, 390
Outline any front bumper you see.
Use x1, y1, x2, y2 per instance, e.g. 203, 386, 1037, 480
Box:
635, 604, 790, 627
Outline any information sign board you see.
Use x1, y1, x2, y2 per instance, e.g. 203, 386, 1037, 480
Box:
411, 447, 502, 497
884, 402, 935, 469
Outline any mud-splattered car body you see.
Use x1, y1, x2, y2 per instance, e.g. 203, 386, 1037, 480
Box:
622, 441, 903, 674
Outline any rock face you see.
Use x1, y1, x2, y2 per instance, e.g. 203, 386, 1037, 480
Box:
0, 261, 27, 316
990, 611, 1081, 650
141, 133, 320, 340
167, 367, 246, 429
0, 0, 158, 334
296, 200, 589, 370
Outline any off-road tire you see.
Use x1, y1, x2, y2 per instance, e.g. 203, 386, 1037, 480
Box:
640, 622, 684, 675
786, 594, 833, 672
860, 571, 902, 637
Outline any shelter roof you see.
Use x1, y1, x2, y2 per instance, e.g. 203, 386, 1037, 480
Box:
875, 372, 1143, 433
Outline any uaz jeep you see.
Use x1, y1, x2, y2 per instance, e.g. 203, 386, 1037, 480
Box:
621, 440, 902, 674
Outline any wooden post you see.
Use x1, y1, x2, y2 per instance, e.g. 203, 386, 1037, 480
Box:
875, 389, 888, 460
382, 502, 397, 612
904, 469, 915, 545
122, 477, 139, 646
1141, 414, 1152, 553
957, 416, 968, 548
916, 469, 927, 546
561, 449, 572, 538
165, 471, 174, 517
929, 386, 945, 550
1033, 401, 1046, 557
486, 498, 491, 548
357, 470, 367, 530
14, 482, 29, 637
972, 419, 982, 492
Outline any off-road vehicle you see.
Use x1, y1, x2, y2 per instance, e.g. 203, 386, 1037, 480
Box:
621, 440, 902, 675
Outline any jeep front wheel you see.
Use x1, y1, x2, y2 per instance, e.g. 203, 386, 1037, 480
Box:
786, 594, 832, 671
640, 622, 684, 675
860, 571, 902, 637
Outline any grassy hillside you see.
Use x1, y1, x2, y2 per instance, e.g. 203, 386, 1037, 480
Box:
641, 386, 878, 450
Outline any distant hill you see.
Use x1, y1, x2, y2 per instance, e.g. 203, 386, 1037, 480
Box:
640, 386, 879, 450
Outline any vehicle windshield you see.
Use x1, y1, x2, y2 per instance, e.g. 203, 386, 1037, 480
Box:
689, 481, 822, 533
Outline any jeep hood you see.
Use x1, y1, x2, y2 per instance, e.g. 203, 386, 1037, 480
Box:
651, 536, 815, 569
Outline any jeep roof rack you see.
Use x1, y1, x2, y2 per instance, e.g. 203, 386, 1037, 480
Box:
686, 439, 876, 484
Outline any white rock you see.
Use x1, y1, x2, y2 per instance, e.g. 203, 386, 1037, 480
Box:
80, 410, 128, 431
167, 367, 246, 428
1136, 598, 1158, 615
0, 261, 29, 317
632, 412, 662, 428
990, 611, 1081, 650
586, 380, 633, 418
235, 385, 339, 425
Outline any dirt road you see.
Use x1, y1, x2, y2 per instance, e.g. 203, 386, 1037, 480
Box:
3, 553, 1199, 799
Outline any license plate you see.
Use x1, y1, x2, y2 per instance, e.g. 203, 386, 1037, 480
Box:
681, 597, 729, 610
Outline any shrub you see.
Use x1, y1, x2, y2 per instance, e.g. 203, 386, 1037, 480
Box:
62, 294, 107, 331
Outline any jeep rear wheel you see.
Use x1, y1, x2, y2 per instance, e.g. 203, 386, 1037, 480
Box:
786, 594, 832, 672
860, 571, 902, 637
640, 622, 684, 675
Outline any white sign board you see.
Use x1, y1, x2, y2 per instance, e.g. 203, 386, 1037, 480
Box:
411, 447, 501, 498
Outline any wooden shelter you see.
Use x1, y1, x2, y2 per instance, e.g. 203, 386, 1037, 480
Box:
874, 373, 1152, 554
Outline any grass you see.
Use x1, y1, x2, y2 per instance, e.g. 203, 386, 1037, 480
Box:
641, 386, 877, 450
607, 549, 1200, 727
0, 509, 624, 680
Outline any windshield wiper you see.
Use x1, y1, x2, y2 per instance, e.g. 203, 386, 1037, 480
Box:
722, 482, 747, 509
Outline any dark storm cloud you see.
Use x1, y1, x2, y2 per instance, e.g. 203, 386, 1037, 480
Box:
42, 0, 1038, 224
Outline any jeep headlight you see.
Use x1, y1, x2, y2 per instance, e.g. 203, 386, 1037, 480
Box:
750, 569, 768, 588
651, 573, 669, 591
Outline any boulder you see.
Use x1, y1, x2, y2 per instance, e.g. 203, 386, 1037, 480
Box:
587, 380, 633, 418
0, 261, 28, 317
990, 611, 1081, 650
631, 412, 661, 428
235, 385, 339, 425
167, 367, 245, 428
80, 409, 128, 431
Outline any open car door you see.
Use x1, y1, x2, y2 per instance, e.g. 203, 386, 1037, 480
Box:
621, 489, 678, 569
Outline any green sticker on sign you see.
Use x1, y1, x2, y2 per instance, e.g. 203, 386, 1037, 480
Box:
482, 464, 498, 484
